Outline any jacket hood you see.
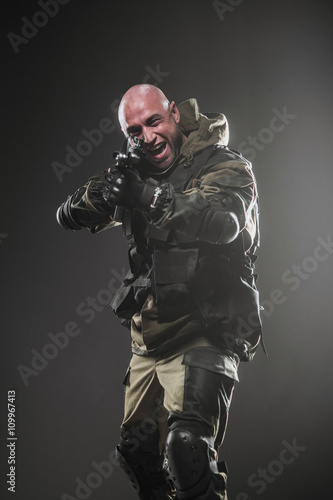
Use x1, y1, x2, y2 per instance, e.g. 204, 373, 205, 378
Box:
178, 98, 229, 158
146, 98, 229, 177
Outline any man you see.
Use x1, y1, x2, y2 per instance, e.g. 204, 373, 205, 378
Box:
57, 84, 263, 500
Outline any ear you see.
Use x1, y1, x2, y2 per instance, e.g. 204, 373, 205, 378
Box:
170, 101, 181, 124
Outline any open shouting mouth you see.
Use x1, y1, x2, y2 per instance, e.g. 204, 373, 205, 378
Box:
147, 142, 167, 160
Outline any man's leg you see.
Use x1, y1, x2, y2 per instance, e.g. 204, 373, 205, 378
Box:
115, 354, 176, 500
157, 345, 235, 500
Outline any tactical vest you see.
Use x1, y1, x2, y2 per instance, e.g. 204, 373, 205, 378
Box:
110, 145, 263, 358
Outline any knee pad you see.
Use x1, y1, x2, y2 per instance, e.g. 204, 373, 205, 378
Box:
165, 429, 212, 492
165, 429, 227, 499
116, 426, 175, 500
115, 446, 142, 495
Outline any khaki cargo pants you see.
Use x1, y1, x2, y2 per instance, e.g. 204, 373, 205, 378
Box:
121, 336, 235, 454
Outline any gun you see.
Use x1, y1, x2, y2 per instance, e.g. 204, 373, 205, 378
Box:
112, 136, 147, 171
111, 137, 151, 221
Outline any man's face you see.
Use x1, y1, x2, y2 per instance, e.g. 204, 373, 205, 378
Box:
120, 94, 185, 171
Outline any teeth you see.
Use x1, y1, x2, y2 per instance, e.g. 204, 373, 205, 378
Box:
149, 143, 164, 152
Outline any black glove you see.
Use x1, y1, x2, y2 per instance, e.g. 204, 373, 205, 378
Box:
102, 167, 158, 212
56, 170, 118, 231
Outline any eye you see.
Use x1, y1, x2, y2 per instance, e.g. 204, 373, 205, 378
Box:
149, 117, 160, 126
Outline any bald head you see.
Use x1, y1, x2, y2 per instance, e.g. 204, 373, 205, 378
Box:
118, 84, 170, 134
117, 84, 186, 171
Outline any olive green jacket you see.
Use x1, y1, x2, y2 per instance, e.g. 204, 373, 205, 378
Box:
64, 99, 263, 362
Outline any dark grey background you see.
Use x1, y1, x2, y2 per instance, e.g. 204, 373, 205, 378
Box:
1, 0, 332, 499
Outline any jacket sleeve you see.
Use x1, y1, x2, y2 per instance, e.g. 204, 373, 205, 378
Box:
149, 159, 258, 247
56, 171, 121, 234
